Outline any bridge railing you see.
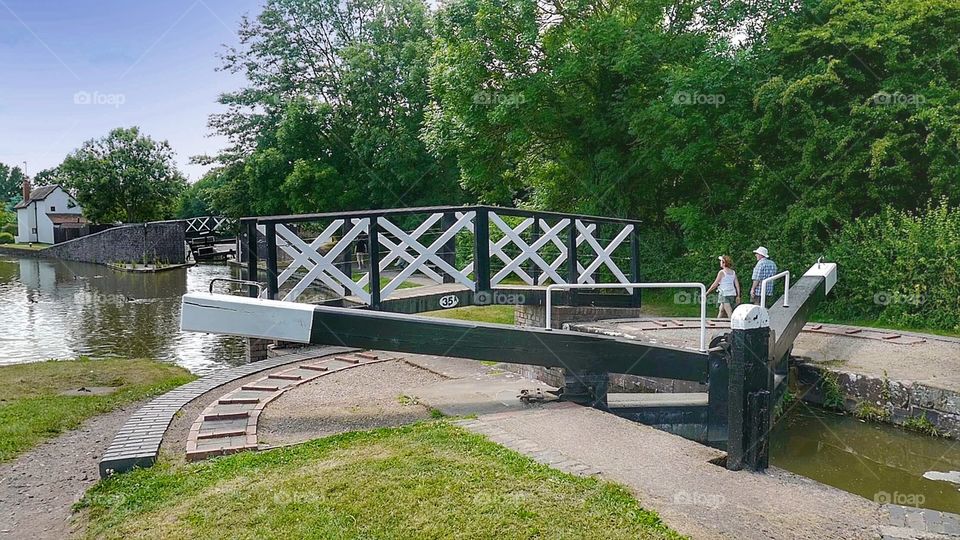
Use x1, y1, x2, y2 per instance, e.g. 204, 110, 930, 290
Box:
240, 206, 642, 308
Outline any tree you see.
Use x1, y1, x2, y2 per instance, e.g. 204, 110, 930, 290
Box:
58, 127, 187, 223
201, 0, 462, 216
0, 163, 26, 202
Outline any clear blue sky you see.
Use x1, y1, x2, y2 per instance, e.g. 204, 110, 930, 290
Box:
0, 0, 263, 181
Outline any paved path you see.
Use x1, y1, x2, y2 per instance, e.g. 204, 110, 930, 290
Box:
398, 356, 960, 539
573, 319, 960, 393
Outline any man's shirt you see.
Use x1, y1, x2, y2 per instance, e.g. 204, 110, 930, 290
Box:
752, 258, 778, 295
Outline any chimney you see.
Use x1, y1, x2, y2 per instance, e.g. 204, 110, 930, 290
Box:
22, 178, 31, 202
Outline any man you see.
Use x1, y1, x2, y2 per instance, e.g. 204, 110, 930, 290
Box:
750, 246, 777, 306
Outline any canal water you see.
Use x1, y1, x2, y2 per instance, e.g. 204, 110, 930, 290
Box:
2, 253, 958, 512
771, 402, 960, 513
0, 254, 246, 374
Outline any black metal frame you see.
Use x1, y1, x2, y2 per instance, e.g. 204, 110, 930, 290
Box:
241, 205, 643, 311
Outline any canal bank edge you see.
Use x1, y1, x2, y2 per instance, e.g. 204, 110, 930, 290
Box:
1, 221, 187, 267
510, 310, 960, 439
795, 360, 960, 438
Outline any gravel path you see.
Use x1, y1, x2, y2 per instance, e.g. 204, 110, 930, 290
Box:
0, 403, 141, 540
258, 360, 446, 447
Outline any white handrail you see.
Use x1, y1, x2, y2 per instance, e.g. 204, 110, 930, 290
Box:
760, 271, 790, 308
545, 282, 708, 352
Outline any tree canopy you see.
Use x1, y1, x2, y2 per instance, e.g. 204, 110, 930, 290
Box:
58, 127, 187, 224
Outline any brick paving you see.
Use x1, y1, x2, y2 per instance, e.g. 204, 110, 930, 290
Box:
185, 351, 401, 461
98, 346, 353, 478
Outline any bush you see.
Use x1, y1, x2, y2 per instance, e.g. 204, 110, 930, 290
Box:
0, 231, 14, 244
822, 199, 960, 331
1, 223, 15, 236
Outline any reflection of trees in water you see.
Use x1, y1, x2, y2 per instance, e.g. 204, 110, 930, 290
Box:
2, 256, 249, 369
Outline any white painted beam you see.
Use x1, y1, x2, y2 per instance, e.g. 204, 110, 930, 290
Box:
180, 292, 315, 343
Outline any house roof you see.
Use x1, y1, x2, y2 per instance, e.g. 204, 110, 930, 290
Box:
13, 185, 60, 209
47, 213, 88, 225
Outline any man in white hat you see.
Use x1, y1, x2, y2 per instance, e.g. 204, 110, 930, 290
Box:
750, 246, 777, 305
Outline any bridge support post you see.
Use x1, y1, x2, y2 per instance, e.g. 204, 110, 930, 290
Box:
440, 213, 457, 284
562, 369, 609, 409
727, 304, 773, 471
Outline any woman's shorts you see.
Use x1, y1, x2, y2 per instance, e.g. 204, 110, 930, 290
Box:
720, 295, 737, 306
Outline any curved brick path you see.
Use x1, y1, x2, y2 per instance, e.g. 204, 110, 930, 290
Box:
98, 346, 353, 477
186, 351, 399, 460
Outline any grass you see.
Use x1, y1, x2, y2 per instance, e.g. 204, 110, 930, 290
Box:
78, 421, 683, 540
0, 242, 50, 251
423, 305, 517, 325
0, 357, 195, 463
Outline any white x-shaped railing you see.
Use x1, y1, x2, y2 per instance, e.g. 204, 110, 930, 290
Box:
260, 208, 636, 305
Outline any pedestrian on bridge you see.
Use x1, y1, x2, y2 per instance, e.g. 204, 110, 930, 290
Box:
750, 246, 778, 305
706, 255, 740, 318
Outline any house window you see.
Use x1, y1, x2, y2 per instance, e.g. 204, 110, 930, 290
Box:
50, 206, 56, 212
32, 228, 37, 234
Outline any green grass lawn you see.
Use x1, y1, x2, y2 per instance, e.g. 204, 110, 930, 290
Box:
423, 305, 516, 325
78, 422, 682, 540
0, 358, 195, 463
0, 242, 50, 251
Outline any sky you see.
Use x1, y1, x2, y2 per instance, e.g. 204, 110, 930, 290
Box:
0, 0, 263, 182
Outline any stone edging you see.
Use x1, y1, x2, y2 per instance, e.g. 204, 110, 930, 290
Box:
97, 346, 352, 478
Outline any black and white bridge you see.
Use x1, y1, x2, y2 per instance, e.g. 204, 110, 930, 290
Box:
180, 205, 837, 471
183, 216, 237, 261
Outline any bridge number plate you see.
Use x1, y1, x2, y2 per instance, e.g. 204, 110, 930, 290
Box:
439, 295, 459, 309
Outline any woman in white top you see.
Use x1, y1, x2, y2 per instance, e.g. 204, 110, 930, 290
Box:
705, 255, 741, 319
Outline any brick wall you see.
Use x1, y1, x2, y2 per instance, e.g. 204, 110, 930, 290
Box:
43, 222, 186, 265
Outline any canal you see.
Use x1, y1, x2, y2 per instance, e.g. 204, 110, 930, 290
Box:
1, 253, 958, 512
0, 254, 246, 374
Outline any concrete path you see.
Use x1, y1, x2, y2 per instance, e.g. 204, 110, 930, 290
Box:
399, 356, 958, 540
574, 319, 960, 393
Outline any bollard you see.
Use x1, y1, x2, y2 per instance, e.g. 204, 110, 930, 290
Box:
727, 304, 773, 471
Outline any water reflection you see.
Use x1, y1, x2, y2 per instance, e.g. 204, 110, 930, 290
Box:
771, 402, 960, 513
0, 255, 246, 374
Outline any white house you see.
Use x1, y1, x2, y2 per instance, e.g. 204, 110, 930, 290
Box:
14, 180, 84, 244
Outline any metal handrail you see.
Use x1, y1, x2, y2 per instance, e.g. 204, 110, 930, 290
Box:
760, 271, 790, 308
545, 282, 708, 352
209, 278, 264, 298
242, 205, 642, 227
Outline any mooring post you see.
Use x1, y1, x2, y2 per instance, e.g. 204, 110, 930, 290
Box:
727, 304, 773, 471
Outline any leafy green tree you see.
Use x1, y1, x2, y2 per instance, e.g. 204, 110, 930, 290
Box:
0, 164, 26, 202
202, 0, 462, 216
58, 127, 187, 224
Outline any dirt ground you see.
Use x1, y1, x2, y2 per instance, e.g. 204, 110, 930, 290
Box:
257, 360, 447, 447
0, 403, 141, 540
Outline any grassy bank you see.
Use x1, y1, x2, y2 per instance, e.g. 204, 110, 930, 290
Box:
0, 358, 195, 463
0, 242, 49, 251
79, 421, 682, 539
423, 305, 515, 325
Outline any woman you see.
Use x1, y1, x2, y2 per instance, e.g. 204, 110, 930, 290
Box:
705, 255, 740, 319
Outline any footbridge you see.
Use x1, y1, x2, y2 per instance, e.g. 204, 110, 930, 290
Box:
181, 205, 837, 471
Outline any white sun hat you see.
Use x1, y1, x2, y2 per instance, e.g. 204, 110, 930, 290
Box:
753, 246, 769, 258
